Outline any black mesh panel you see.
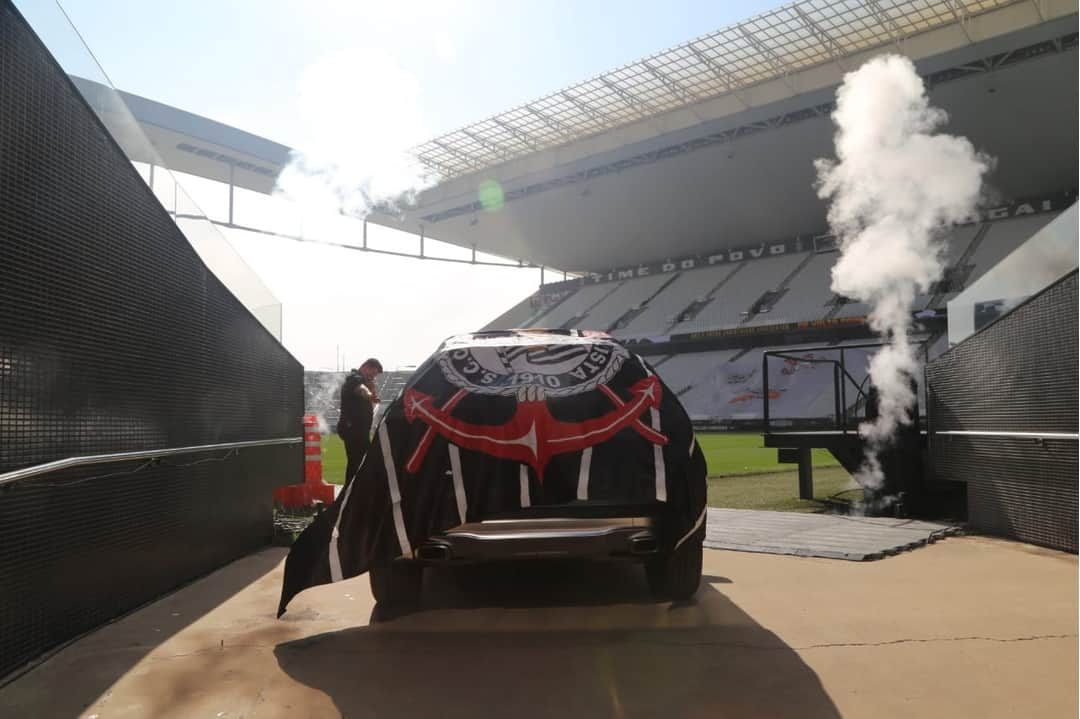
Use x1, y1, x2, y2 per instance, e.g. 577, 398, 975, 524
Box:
927, 272, 1078, 552
0, 1, 304, 679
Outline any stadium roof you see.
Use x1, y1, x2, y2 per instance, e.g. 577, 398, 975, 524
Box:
371, 0, 1077, 271
411, 0, 1037, 179
85, 0, 1077, 274
70, 76, 291, 195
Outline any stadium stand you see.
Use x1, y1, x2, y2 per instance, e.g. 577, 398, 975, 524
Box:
741, 251, 836, 326
495, 213, 1065, 339
537, 280, 624, 328
483, 293, 537, 331
674, 343, 877, 423
615, 264, 742, 334
668, 252, 806, 332
572, 273, 673, 330
474, 208, 1067, 427
654, 336, 944, 425
651, 348, 741, 394
961, 213, 1062, 288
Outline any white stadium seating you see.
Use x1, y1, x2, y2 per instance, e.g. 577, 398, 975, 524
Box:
668, 252, 805, 333
569, 272, 672, 330
480, 211, 1062, 421
534, 281, 622, 328
614, 264, 739, 335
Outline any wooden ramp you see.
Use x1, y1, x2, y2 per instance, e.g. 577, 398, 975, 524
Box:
704, 508, 959, 561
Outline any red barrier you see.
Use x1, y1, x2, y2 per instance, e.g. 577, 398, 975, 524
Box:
274, 415, 335, 509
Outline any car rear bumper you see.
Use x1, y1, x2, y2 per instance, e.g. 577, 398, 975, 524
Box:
415, 516, 659, 562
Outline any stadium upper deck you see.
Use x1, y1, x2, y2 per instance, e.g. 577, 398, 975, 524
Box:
71, 0, 1077, 276
372, 0, 1077, 271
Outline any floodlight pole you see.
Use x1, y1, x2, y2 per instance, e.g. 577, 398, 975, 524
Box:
228, 163, 235, 225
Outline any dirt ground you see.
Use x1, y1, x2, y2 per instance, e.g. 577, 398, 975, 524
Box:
1, 535, 1075, 718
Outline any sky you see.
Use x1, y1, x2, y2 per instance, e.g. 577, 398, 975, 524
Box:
41, 0, 785, 370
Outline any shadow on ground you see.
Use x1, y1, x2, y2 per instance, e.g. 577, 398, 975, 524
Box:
275, 560, 840, 718
0, 550, 285, 717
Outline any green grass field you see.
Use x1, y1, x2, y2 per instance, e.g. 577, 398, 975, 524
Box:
320, 432, 851, 512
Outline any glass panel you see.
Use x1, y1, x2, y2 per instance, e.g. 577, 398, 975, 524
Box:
948, 204, 1078, 345
14, 0, 284, 341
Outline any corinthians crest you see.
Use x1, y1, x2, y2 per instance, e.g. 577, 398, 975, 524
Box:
403, 334, 668, 479
437, 335, 629, 400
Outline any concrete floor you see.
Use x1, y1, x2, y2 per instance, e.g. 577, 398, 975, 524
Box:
1, 535, 1075, 718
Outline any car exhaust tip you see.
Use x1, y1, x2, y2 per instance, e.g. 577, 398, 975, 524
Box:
630, 534, 658, 555
417, 542, 453, 561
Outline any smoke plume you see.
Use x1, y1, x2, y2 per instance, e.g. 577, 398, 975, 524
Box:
815, 55, 990, 490
275, 48, 438, 218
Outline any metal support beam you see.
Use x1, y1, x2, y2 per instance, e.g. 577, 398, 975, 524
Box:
362, 219, 368, 249
414, 151, 458, 178
863, 0, 907, 53
686, 43, 751, 109
524, 105, 576, 143
797, 448, 814, 500
228, 163, 235, 225
641, 60, 699, 106
432, 139, 481, 171
793, 6, 848, 72
599, 76, 659, 117
211, 220, 523, 268
560, 91, 617, 126
419, 226, 425, 258
1029, 0, 1046, 21
461, 128, 513, 161
0, 437, 303, 488
943, 0, 975, 45
737, 24, 798, 94
491, 117, 541, 152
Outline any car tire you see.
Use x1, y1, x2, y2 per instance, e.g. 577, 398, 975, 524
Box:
369, 561, 423, 605
646, 536, 703, 600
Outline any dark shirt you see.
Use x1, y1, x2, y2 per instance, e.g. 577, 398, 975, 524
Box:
338, 372, 375, 438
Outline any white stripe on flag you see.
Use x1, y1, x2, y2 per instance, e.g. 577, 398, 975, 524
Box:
328, 452, 367, 583
519, 465, 531, 508
576, 448, 592, 500
639, 359, 667, 503
380, 423, 412, 558
651, 407, 666, 501
449, 444, 467, 524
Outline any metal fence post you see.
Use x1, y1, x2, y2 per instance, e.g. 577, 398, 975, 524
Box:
762, 351, 770, 433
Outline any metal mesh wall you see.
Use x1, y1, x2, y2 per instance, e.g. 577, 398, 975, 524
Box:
0, 1, 304, 679
927, 272, 1078, 552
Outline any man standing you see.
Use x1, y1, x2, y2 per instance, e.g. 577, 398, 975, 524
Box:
337, 358, 383, 484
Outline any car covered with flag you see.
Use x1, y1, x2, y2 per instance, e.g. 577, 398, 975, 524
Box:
278, 329, 707, 615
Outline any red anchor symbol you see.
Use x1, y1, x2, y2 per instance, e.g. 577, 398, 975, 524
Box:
403, 376, 668, 480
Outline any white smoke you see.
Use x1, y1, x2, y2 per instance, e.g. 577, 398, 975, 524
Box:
816, 55, 990, 490
275, 47, 438, 218
307, 371, 347, 436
